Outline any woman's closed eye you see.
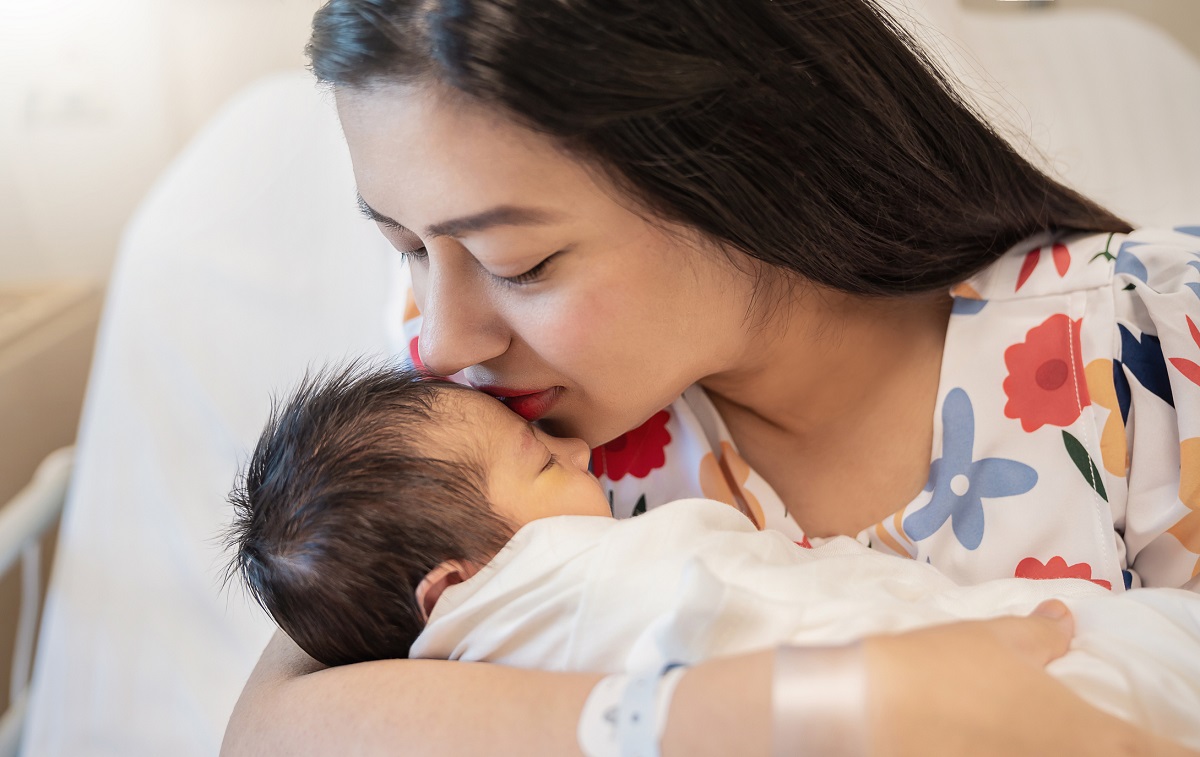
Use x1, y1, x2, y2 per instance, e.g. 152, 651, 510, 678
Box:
541, 452, 558, 473
398, 246, 428, 265
398, 246, 563, 286
498, 254, 556, 286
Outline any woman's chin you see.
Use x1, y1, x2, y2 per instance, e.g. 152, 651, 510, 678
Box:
535, 414, 617, 449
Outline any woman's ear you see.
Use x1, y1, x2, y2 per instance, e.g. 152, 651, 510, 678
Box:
415, 559, 480, 623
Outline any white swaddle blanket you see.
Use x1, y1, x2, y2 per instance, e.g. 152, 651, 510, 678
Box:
410, 499, 1200, 746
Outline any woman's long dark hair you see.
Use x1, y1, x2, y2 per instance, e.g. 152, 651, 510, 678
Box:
307, 0, 1130, 296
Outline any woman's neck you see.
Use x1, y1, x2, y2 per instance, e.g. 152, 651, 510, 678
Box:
699, 287, 954, 536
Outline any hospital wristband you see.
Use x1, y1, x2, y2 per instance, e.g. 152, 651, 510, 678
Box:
577, 663, 688, 757
772, 642, 868, 757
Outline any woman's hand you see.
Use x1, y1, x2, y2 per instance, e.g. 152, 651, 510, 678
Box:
864, 600, 1198, 757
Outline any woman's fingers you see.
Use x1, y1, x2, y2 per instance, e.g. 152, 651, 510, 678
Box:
1030, 598, 1070, 620
987, 599, 1076, 665
862, 614, 1131, 757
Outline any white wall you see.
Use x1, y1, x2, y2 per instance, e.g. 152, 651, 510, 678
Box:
0, 0, 325, 284
898, 0, 1200, 229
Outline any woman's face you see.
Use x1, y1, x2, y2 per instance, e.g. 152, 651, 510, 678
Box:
336, 83, 758, 446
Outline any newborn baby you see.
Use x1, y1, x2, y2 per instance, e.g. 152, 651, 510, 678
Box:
226, 364, 1200, 747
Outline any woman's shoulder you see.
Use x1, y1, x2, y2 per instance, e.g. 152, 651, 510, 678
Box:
953, 226, 1200, 306
937, 224, 1200, 589
1109, 225, 1200, 296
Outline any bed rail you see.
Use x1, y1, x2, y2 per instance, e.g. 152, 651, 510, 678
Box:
0, 447, 73, 757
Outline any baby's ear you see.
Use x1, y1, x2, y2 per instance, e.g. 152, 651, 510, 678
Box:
415, 560, 479, 622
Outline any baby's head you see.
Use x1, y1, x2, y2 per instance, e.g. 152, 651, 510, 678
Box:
225, 362, 609, 667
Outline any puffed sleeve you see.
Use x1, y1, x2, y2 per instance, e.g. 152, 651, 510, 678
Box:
1113, 226, 1200, 590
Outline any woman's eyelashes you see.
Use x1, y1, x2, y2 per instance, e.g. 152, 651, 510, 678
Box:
397, 246, 428, 264
498, 254, 556, 286
396, 245, 562, 286
541, 452, 558, 473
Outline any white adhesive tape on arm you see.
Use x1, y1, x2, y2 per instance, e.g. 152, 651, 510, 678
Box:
772, 643, 868, 757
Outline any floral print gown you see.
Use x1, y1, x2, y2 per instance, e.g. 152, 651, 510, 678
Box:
397, 227, 1200, 592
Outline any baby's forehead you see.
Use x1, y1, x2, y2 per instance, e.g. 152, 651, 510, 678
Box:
430, 386, 523, 459
433, 385, 503, 422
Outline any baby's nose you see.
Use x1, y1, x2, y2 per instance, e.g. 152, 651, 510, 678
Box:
559, 436, 592, 472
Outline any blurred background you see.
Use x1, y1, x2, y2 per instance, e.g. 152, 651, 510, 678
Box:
0, 0, 324, 283
1, 0, 321, 741
0, 0, 1197, 755
2, 0, 1198, 287
1, 7, 323, 744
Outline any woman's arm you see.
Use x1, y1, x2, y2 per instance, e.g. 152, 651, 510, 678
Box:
222, 605, 1183, 757
221, 630, 771, 756
223, 630, 617, 756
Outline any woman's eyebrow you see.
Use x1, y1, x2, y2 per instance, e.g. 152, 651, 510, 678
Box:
356, 194, 562, 238
357, 195, 410, 231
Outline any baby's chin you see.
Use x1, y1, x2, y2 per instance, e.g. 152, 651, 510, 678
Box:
557, 495, 614, 520
586, 496, 617, 519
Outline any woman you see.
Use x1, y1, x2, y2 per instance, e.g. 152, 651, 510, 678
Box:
223, 0, 1200, 754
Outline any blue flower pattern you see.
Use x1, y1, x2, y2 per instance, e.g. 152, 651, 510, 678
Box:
1118, 324, 1174, 408
952, 297, 987, 316
1115, 241, 1149, 282
904, 388, 1038, 550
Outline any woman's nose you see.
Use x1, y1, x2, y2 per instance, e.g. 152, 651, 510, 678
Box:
416, 261, 508, 377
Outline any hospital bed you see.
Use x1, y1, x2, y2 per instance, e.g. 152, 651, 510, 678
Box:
5, 71, 395, 756
2, 2, 1199, 754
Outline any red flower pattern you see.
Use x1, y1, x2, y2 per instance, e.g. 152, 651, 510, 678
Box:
1014, 556, 1111, 590
1003, 314, 1091, 432
1015, 243, 1071, 291
1169, 315, 1200, 388
591, 410, 672, 481
1052, 242, 1071, 277
408, 336, 424, 371
1016, 247, 1040, 291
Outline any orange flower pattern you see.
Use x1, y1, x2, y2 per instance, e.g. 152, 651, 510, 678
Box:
1084, 359, 1128, 477
699, 441, 765, 530
1169, 438, 1200, 578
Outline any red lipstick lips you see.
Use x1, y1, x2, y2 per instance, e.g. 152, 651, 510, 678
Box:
473, 385, 563, 421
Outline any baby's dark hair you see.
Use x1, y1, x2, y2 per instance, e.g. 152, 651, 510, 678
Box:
224, 362, 516, 666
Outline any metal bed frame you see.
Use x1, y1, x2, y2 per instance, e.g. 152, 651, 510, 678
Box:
0, 448, 73, 757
